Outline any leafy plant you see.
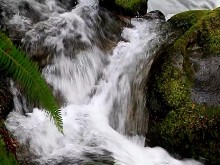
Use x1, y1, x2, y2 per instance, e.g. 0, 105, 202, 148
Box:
0, 32, 63, 132
0, 122, 18, 165
0, 139, 17, 165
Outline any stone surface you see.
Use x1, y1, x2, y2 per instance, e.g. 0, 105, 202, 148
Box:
191, 57, 220, 105
0, 75, 13, 120
145, 8, 220, 165
138, 10, 165, 21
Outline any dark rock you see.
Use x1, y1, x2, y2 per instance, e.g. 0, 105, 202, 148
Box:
16, 144, 115, 165
0, 75, 13, 120
55, 0, 78, 11
99, 0, 133, 16
22, 7, 124, 67
18, 1, 46, 23
191, 57, 220, 105
99, 0, 147, 17
0, 0, 76, 45
139, 10, 165, 21
0, 7, 5, 29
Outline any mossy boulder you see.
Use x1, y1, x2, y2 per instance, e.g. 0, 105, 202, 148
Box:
146, 8, 220, 165
169, 8, 220, 56
115, 0, 147, 15
99, 0, 147, 16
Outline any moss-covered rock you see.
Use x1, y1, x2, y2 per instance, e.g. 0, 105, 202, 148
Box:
115, 0, 147, 15
99, 0, 147, 16
169, 8, 220, 56
146, 8, 220, 165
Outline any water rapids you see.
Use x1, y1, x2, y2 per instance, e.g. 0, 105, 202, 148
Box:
1, 0, 219, 164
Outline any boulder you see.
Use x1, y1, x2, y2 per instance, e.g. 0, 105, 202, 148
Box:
55, 0, 78, 11
138, 10, 165, 21
146, 8, 220, 165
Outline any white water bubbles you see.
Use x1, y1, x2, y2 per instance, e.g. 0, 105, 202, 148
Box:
43, 48, 106, 104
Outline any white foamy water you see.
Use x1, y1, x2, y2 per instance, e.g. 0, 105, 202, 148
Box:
149, 0, 219, 18
3, 0, 214, 164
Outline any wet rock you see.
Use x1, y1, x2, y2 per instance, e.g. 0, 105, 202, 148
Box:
18, 1, 47, 23
22, 7, 124, 67
0, 7, 5, 29
45, 152, 115, 165
146, 8, 220, 165
16, 145, 114, 165
192, 57, 220, 105
0, 75, 13, 120
56, 0, 78, 11
139, 10, 165, 21
0, 0, 71, 44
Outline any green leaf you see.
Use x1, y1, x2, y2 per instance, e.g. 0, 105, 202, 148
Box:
0, 32, 63, 132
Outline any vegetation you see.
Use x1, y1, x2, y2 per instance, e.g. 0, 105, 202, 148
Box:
157, 60, 191, 108
147, 8, 220, 165
0, 139, 17, 165
169, 7, 220, 56
0, 31, 63, 163
115, 0, 147, 14
0, 32, 63, 132
99, 0, 147, 16
150, 50, 220, 163
0, 122, 18, 165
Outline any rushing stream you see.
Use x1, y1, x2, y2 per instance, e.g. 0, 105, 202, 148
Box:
1, 0, 219, 164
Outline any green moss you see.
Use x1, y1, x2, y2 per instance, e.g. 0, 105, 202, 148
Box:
148, 8, 220, 164
169, 10, 210, 31
152, 104, 220, 164
157, 61, 191, 108
169, 8, 220, 57
115, 0, 147, 13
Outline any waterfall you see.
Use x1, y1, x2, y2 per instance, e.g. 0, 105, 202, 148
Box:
1, 0, 218, 164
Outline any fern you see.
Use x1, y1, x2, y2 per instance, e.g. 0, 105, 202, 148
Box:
0, 32, 63, 132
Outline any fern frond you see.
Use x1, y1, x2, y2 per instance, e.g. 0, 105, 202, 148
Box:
0, 32, 63, 132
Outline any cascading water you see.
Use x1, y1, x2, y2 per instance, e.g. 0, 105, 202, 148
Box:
1, 0, 219, 164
